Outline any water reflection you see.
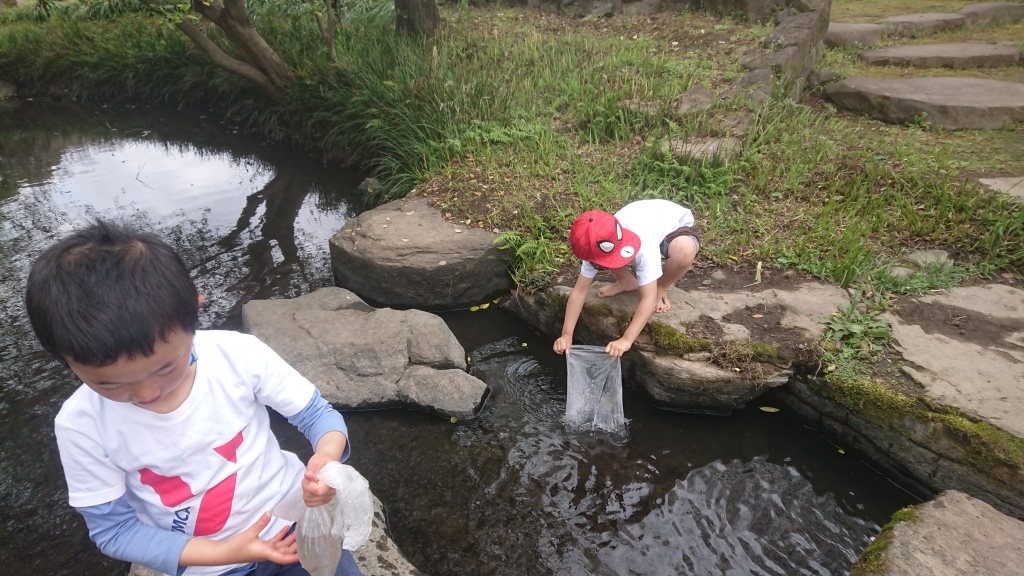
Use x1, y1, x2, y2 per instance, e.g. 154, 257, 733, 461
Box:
0, 101, 365, 575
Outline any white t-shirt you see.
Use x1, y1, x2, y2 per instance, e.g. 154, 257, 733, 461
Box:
55, 330, 316, 576
580, 199, 695, 287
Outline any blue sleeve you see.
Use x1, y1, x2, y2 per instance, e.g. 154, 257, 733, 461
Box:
287, 390, 351, 462
76, 494, 191, 576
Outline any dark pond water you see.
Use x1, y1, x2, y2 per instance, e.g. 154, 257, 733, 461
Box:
0, 101, 918, 575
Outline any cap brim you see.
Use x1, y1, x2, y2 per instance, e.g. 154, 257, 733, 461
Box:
588, 228, 641, 269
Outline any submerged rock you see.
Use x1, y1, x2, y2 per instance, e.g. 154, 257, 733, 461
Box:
242, 287, 487, 418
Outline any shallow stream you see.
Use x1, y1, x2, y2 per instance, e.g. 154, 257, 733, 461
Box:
0, 101, 917, 575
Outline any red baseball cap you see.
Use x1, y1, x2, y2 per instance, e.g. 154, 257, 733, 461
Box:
569, 210, 640, 269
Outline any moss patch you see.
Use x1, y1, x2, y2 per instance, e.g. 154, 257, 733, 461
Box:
850, 505, 920, 576
648, 321, 713, 355
812, 370, 1024, 484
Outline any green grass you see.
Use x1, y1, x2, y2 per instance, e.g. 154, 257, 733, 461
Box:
0, 1, 1021, 293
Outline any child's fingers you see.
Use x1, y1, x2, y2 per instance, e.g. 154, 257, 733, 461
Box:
246, 512, 272, 535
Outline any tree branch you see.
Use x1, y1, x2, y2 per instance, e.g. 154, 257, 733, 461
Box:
176, 20, 286, 104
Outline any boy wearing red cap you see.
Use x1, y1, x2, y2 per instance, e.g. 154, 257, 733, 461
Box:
553, 199, 699, 358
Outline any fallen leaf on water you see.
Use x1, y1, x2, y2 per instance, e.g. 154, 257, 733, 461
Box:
838, 449, 845, 455
493, 298, 501, 304
455, 229, 463, 233
758, 406, 780, 413
522, 343, 528, 347
470, 305, 480, 312
480, 302, 490, 310
752, 314, 763, 318
406, 211, 415, 215
450, 417, 457, 424
467, 357, 471, 363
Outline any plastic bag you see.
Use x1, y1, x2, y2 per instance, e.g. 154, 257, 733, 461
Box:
565, 345, 626, 432
277, 462, 374, 576
315, 461, 374, 550
296, 504, 341, 576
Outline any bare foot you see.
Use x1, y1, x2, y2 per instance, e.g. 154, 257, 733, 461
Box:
654, 288, 671, 313
597, 279, 639, 298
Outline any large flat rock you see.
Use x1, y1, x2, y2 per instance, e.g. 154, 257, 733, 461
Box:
859, 43, 1020, 68
825, 23, 885, 48
958, 2, 1024, 25
242, 287, 488, 417
503, 276, 849, 412
885, 284, 1024, 439
329, 197, 512, 309
878, 13, 965, 37
825, 76, 1024, 130
868, 490, 1024, 576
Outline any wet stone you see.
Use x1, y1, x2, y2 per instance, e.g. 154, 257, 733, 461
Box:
859, 43, 1020, 68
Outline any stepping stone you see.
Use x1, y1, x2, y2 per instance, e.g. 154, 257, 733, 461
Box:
868, 491, 1024, 576
673, 85, 719, 117
958, 2, 1024, 26
662, 137, 742, 165
825, 23, 885, 48
878, 13, 965, 37
859, 43, 1020, 68
979, 175, 1024, 200
825, 77, 1024, 130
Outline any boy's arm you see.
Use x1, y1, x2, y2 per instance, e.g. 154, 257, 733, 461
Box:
79, 496, 299, 573
553, 274, 595, 354
286, 391, 351, 507
605, 281, 657, 358
77, 496, 191, 576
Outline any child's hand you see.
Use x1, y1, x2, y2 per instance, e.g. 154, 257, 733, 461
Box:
230, 513, 298, 564
605, 337, 632, 359
553, 335, 572, 355
302, 452, 337, 507
182, 512, 298, 566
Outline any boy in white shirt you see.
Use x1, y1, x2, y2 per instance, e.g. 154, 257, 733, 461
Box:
24, 220, 362, 576
552, 199, 700, 358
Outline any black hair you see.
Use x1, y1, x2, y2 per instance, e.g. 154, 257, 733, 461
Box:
24, 220, 199, 367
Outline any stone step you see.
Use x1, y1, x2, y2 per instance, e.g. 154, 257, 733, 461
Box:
959, 2, 1024, 26
979, 175, 1024, 201
825, 76, 1024, 130
865, 491, 1024, 576
825, 23, 886, 48
859, 43, 1020, 68
877, 13, 965, 37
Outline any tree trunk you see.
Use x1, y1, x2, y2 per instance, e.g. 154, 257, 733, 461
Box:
191, 0, 292, 87
395, 0, 440, 37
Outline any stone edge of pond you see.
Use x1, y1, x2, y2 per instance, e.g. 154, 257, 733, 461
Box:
501, 279, 1024, 524
849, 490, 1024, 576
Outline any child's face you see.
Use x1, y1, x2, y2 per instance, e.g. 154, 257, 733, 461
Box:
65, 327, 197, 414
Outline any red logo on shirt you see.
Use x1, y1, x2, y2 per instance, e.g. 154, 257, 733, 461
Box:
139, 430, 244, 536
